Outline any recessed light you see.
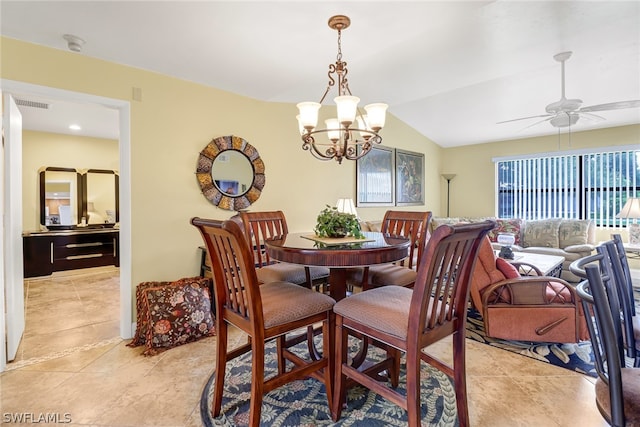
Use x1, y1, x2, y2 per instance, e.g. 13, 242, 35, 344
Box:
69, 124, 81, 131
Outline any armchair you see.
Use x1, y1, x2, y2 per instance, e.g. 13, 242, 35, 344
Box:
470, 237, 589, 343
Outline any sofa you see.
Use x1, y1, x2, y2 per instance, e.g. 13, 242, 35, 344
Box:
429, 217, 596, 282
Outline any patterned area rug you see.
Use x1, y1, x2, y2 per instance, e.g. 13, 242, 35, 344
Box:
200, 337, 459, 426
465, 308, 597, 377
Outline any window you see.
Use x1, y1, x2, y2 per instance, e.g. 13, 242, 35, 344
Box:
496, 149, 639, 227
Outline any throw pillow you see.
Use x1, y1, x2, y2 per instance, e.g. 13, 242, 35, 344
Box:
558, 220, 591, 247
128, 276, 215, 356
522, 219, 561, 248
128, 280, 172, 348
487, 218, 523, 245
496, 257, 521, 279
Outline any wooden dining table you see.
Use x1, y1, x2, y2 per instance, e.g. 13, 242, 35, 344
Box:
264, 231, 411, 301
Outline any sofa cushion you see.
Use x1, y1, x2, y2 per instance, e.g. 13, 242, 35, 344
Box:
558, 219, 591, 247
366, 220, 383, 232
431, 216, 495, 234
522, 219, 561, 248
487, 218, 523, 245
564, 244, 595, 254
431, 217, 464, 230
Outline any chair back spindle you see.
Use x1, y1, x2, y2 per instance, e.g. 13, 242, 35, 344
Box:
412, 222, 491, 339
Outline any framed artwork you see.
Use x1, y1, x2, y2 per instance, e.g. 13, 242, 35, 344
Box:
395, 148, 424, 206
356, 145, 395, 206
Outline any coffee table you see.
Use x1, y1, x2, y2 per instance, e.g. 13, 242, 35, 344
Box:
496, 251, 565, 278
623, 242, 640, 259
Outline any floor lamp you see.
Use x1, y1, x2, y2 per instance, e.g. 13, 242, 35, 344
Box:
441, 174, 456, 217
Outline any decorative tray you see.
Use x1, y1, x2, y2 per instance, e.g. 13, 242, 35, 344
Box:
301, 234, 375, 246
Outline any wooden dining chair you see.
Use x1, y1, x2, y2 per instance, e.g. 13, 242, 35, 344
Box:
239, 210, 330, 290
331, 220, 496, 427
346, 210, 432, 291
577, 264, 640, 427
191, 217, 336, 427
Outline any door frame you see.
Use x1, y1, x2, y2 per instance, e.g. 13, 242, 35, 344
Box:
0, 79, 132, 372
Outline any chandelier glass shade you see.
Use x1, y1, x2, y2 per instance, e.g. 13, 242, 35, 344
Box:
297, 15, 388, 164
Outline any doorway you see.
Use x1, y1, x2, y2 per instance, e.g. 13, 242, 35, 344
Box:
1, 79, 132, 372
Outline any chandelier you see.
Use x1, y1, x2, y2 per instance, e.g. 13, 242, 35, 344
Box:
297, 15, 388, 164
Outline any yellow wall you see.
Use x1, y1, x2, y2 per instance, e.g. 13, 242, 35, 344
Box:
5, 36, 639, 308
22, 130, 119, 230
2, 37, 441, 290
441, 124, 640, 241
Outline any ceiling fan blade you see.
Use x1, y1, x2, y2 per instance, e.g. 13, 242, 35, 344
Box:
578, 112, 606, 122
579, 100, 640, 113
496, 114, 552, 124
521, 116, 554, 130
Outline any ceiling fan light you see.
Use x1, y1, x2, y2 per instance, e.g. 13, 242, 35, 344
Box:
550, 113, 579, 128
364, 103, 388, 131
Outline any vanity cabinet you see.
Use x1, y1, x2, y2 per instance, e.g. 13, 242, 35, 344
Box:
23, 229, 119, 278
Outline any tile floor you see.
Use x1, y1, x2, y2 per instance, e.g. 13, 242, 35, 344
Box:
2, 266, 625, 426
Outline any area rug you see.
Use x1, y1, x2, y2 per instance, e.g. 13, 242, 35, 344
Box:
465, 308, 597, 377
200, 337, 459, 426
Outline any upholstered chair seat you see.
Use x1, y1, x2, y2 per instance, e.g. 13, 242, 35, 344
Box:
256, 262, 330, 287
240, 210, 330, 290
576, 261, 640, 426
346, 210, 431, 290
594, 368, 640, 426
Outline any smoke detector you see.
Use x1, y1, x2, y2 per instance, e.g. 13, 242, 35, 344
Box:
63, 34, 85, 52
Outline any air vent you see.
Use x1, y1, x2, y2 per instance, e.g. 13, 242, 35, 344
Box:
15, 99, 50, 109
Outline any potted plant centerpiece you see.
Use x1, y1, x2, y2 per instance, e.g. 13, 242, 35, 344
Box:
314, 205, 364, 239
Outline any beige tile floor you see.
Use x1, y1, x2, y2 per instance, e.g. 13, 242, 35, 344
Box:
1, 266, 621, 426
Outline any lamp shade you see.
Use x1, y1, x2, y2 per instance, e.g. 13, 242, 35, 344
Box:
297, 102, 321, 131
336, 198, 358, 217
364, 103, 388, 130
334, 96, 359, 126
618, 197, 640, 219
325, 119, 341, 142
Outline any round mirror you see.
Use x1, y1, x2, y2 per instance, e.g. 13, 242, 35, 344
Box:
211, 150, 253, 196
196, 135, 266, 211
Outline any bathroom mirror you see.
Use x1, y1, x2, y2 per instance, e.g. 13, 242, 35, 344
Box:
39, 167, 119, 229
196, 135, 266, 211
39, 167, 82, 229
83, 169, 119, 226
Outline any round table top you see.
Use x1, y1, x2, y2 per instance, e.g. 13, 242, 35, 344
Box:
265, 231, 411, 268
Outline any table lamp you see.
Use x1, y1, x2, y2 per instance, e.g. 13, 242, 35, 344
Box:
336, 198, 358, 218
497, 232, 516, 259
618, 197, 640, 244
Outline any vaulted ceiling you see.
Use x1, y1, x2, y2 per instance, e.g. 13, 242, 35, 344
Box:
2, 1, 639, 147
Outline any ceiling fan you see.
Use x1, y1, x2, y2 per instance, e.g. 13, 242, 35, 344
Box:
498, 51, 640, 129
